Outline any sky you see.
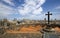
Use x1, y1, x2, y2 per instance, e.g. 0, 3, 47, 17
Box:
0, 0, 60, 20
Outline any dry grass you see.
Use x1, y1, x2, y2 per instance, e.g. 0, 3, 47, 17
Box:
54, 27, 60, 32
6, 25, 43, 33
6, 25, 60, 33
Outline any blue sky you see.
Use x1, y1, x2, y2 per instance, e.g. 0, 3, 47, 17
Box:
0, 0, 60, 20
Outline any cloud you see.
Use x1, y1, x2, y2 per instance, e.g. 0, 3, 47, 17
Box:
55, 6, 60, 10
18, 13, 46, 20
18, 0, 45, 16
3, 0, 14, 6
0, 0, 46, 20
0, 3, 17, 19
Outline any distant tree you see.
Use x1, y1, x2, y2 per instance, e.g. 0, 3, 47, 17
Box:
17, 21, 20, 24
54, 19, 56, 24
0, 20, 4, 26
13, 18, 17, 21
44, 18, 46, 24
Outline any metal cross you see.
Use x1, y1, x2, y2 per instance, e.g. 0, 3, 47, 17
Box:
45, 11, 52, 24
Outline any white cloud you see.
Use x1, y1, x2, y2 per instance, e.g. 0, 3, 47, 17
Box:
0, 3, 17, 18
3, 0, 14, 6
18, 0, 45, 16
32, 7, 43, 15
0, 0, 46, 20
55, 6, 60, 10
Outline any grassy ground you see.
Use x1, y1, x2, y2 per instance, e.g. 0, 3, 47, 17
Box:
0, 33, 42, 38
